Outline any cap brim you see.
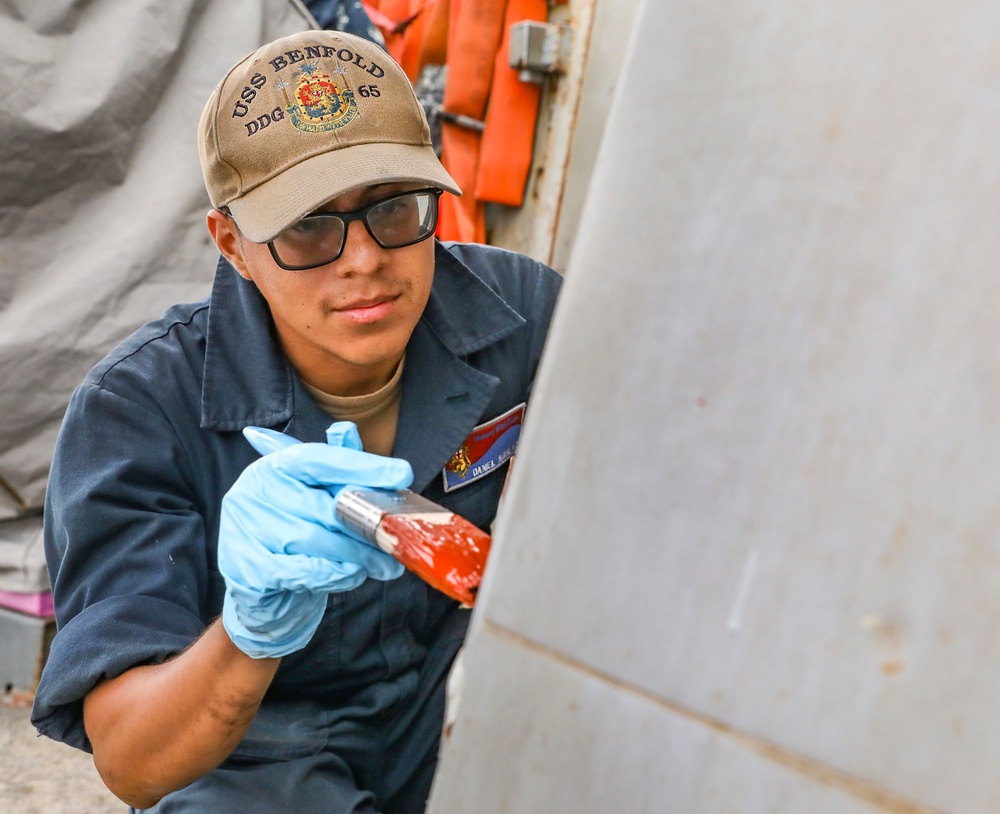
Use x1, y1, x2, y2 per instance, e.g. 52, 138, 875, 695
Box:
229, 142, 461, 243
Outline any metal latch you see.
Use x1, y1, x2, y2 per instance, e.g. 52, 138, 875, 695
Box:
508, 21, 570, 83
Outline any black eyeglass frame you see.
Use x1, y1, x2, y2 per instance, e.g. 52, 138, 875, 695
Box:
264, 187, 444, 271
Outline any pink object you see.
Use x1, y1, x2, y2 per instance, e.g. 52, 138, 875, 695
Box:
0, 589, 54, 618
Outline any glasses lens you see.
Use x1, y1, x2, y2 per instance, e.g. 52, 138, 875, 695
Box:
368, 190, 438, 249
267, 189, 441, 270
270, 216, 346, 270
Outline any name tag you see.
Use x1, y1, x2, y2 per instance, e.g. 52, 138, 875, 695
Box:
442, 403, 525, 493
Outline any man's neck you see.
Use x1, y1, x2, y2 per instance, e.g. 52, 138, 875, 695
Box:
292, 350, 402, 397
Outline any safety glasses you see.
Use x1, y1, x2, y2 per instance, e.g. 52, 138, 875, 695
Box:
267, 188, 443, 271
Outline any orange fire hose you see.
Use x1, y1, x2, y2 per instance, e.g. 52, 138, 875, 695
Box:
474, 0, 547, 207
436, 0, 507, 242
365, 0, 551, 240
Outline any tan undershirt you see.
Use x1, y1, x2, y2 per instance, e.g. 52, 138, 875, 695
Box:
302, 357, 404, 457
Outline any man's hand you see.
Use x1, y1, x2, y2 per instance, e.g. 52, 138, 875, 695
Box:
218, 421, 412, 658
85, 421, 410, 807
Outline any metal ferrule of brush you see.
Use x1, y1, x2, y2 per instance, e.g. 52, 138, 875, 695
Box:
334, 489, 387, 545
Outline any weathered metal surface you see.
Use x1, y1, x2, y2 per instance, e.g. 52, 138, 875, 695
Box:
429, 0, 1000, 810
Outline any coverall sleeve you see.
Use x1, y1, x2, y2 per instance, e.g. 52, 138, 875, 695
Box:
32, 382, 216, 752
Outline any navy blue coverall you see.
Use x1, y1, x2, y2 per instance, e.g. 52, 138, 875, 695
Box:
31, 240, 562, 812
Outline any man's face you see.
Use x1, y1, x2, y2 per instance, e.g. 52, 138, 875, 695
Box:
214, 183, 436, 396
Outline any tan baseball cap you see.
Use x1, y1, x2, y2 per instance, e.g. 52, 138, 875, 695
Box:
198, 29, 460, 243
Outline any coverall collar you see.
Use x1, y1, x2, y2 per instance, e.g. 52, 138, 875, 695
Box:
200, 241, 525, 490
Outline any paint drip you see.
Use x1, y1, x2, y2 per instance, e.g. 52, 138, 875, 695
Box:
335, 488, 491, 606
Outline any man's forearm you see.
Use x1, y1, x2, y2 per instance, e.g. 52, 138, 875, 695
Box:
83, 618, 279, 808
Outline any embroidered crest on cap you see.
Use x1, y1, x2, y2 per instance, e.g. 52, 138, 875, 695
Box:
287, 63, 359, 133
442, 403, 525, 493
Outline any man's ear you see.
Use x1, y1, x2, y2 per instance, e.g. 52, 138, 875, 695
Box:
206, 209, 251, 280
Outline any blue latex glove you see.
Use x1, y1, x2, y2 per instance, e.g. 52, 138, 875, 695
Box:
218, 421, 412, 659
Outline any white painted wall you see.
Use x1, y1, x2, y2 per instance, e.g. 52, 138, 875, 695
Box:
428, 0, 1000, 810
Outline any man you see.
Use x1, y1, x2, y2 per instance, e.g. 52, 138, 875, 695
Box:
31, 29, 561, 812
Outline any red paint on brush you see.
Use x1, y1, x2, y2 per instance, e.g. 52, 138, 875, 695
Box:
335, 488, 492, 606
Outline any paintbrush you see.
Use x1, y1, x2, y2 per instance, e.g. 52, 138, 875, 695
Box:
334, 487, 490, 606
242, 426, 491, 605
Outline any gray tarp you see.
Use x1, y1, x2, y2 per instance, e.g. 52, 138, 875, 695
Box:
0, 0, 315, 589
